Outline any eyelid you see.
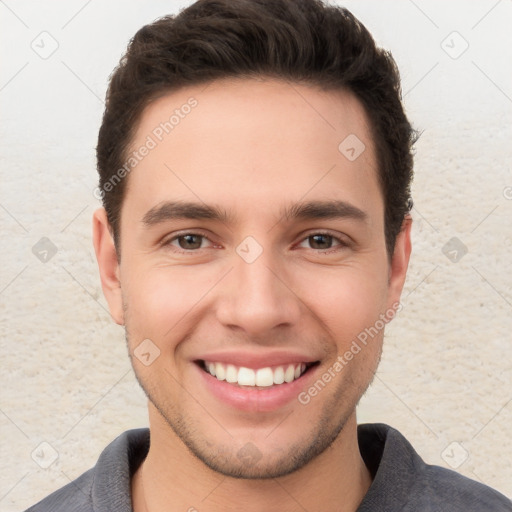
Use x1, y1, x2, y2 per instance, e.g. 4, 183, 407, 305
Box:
160, 229, 352, 253
161, 230, 218, 251
295, 230, 352, 250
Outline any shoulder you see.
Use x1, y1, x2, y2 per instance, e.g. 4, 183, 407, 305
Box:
24, 428, 150, 512
357, 423, 512, 511
24, 468, 95, 512
410, 462, 512, 511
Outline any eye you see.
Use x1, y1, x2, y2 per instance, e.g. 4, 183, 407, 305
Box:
166, 233, 213, 251
298, 233, 347, 251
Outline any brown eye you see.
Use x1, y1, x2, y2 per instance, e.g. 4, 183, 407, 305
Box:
297, 232, 348, 252
168, 234, 208, 250
307, 234, 334, 250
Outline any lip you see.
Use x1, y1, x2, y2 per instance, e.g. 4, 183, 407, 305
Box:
194, 350, 318, 369
194, 357, 320, 412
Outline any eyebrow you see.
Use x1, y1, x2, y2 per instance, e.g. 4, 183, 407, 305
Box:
141, 199, 368, 226
280, 199, 368, 223
142, 201, 231, 226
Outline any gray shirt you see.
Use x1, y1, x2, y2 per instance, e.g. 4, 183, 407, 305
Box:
25, 423, 512, 511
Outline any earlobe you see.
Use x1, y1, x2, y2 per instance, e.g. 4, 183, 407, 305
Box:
387, 215, 412, 311
92, 208, 124, 325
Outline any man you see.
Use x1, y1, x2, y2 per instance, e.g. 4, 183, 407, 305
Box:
26, 0, 511, 510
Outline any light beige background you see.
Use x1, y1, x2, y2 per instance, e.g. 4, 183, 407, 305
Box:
1, 1, 511, 510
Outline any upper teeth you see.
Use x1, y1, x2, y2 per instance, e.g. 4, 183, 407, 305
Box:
205, 361, 307, 387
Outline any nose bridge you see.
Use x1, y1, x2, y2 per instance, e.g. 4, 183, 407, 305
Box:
215, 246, 301, 335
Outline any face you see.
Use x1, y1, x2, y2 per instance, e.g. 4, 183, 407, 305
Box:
94, 78, 411, 478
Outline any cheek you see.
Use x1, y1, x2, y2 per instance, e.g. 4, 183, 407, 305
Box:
294, 263, 389, 345
121, 264, 218, 341
121, 267, 208, 384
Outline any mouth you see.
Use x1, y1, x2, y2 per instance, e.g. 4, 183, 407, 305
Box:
196, 360, 319, 389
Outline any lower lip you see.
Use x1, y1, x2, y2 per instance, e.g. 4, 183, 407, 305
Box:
196, 363, 318, 412
196, 365, 316, 412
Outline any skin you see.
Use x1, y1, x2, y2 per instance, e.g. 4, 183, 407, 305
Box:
93, 78, 412, 512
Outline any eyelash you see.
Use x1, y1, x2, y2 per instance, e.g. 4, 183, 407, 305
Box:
163, 231, 216, 253
162, 230, 350, 254
296, 232, 350, 253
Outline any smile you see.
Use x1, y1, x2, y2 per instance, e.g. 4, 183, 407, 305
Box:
200, 360, 315, 387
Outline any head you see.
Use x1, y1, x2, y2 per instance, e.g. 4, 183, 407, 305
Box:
97, 0, 415, 259
93, 0, 415, 479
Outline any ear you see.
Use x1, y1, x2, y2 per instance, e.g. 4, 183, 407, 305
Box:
386, 214, 412, 312
92, 208, 124, 325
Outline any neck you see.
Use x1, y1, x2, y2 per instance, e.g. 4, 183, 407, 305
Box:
132, 406, 371, 512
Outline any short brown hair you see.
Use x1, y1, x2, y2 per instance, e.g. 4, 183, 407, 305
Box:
97, 0, 416, 258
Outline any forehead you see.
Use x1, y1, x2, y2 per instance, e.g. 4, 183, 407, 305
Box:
122, 78, 382, 227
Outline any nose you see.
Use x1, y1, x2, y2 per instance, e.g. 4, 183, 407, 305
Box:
214, 249, 302, 339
